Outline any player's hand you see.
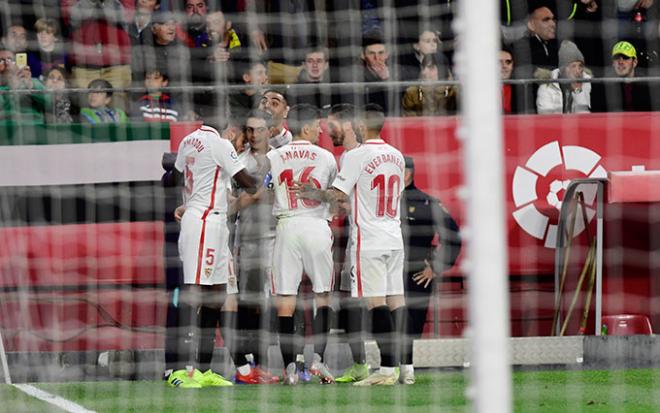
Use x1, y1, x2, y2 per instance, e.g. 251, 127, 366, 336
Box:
174, 205, 186, 223
292, 181, 321, 201
412, 262, 435, 288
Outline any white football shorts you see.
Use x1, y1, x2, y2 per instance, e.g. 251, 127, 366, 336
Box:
271, 217, 334, 295
350, 249, 404, 297
178, 210, 238, 292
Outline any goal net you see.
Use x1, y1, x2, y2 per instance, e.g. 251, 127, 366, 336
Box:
1, 0, 660, 412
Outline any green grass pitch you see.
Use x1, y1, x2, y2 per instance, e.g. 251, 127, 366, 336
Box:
4, 369, 660, 412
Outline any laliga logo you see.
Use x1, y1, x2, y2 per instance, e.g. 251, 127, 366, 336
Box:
511, 141, 607, 248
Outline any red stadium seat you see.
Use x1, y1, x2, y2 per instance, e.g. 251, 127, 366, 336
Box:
601, 314, 653, 336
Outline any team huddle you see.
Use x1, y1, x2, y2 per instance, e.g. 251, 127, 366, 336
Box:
167, 101, 412, 388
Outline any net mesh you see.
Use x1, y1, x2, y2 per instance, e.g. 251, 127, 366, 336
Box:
1, 1, 660, 412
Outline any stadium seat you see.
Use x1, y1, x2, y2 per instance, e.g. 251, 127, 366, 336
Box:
601, 314, 653, 336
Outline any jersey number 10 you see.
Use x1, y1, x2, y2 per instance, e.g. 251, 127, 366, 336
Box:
371, 174, 401, 217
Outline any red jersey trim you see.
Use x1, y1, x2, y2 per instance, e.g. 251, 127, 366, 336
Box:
354, 185, 363, 297
195, 165, 221, 284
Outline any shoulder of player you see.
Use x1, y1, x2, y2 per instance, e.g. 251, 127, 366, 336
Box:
199, 124, 222, 137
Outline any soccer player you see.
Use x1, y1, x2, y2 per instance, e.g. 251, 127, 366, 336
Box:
324, 103, 370, 383
258, 88, 292, 148
298, 103, 406, 386
267, 104, 338, 385
227, 109, 280, 384
164, 123, 256, 388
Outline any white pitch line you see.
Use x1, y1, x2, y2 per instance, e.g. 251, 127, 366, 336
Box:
12, 383, 96, 413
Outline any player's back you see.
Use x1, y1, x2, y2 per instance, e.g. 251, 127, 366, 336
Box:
342, 139, 405, 251
268, 140, 337, 219
175, 125, 242, 215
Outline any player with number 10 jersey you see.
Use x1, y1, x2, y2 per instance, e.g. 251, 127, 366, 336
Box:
332, 139, 405, 297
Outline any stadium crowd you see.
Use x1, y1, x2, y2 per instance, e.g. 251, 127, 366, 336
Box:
1, 0, 660, 123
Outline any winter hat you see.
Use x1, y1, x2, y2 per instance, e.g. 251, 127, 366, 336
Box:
558, 40, 584, 69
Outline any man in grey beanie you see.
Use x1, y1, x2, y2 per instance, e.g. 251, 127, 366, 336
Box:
536, 40, 591, 114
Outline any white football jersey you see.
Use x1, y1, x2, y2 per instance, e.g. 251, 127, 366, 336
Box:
175, 125, 244, 215
332, 139, 405, 251
267, 140, 337, 219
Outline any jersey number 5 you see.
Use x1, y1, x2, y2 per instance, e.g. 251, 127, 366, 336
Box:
279, 166, 321, 209
372, 174, 400, 217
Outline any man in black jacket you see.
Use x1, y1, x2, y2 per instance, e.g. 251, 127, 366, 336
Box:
591, 41, 656, 112
398, 156, 461, 384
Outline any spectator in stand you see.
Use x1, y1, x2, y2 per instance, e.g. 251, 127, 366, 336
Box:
43, 67, 74, 124
191, 10, 242, 120
182, 0, 211, 48
599, 0, 659, 72
80, 79, 129, 124
131, 10, 194, 116
129, 0, 161, 45
512, 4, 559, 79
360, 31, 397, 115
0, 48, 16, 86
228, 57, 269, 119
31, 18, 68, 82
132, 69, 179, 122
1, 23, 29, 54
132, 11, 191, 85
401, 53, 457, 117
500, 46, 528, 114
591, 41, 656, 112
292, 46, 333, 111
0, 52, 48, 123
398, 29, 449, 82
536, 40, 591, 114
62, 0, 134, 111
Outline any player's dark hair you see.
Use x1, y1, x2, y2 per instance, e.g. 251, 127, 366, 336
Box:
245, 108, 273, 128
261, 87, 289, 104
329, 103, 363, 142
287, 104, 320, 137
363, 103, 385, 134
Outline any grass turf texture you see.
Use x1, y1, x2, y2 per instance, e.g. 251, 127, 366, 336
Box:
4, 369, 660, 412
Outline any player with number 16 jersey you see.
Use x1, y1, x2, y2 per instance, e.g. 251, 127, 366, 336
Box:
267, 139, 338, 294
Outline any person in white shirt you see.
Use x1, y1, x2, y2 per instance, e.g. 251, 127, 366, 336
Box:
164, 124, 255, 388
536, 40, 591, 114
266, 104, 338, 384
297, 103, 407, 386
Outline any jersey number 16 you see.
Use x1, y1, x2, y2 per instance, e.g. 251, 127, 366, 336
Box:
279, 166, 321, 209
